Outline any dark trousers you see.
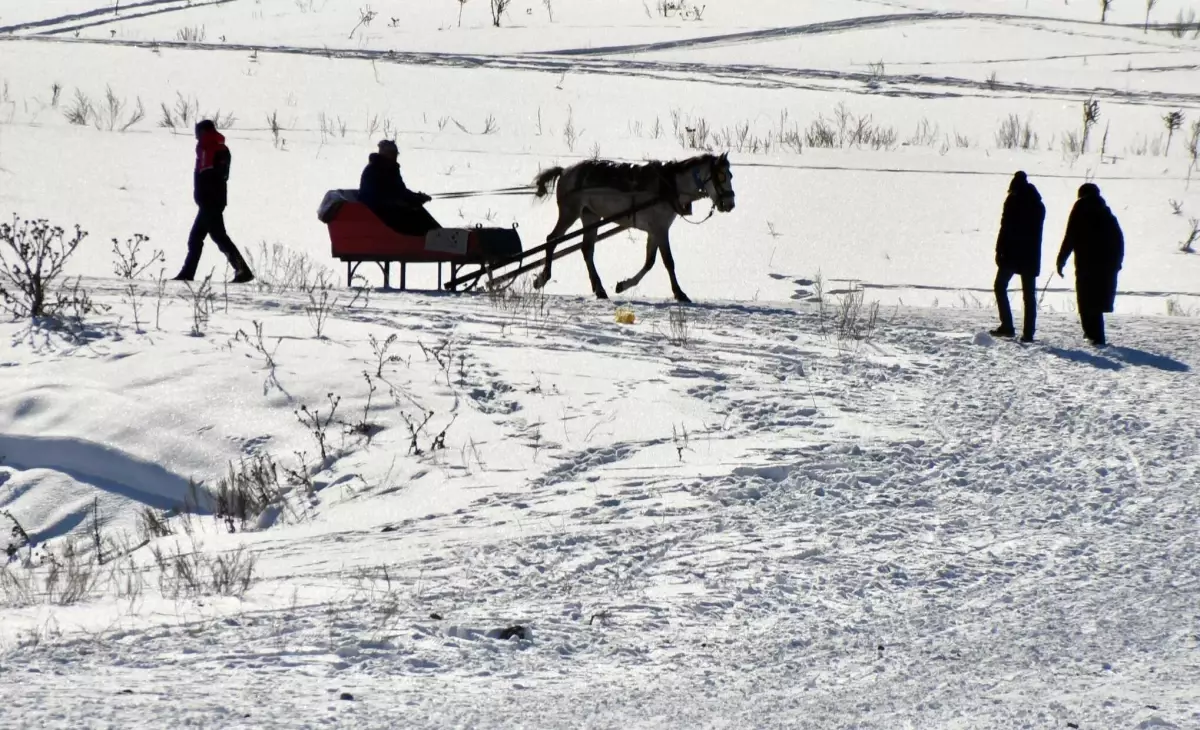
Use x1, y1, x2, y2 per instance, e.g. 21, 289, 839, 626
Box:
177, 206, 248, 279
994, 268, 1037, 338
1076, 279, 1111, 345
376, 204, 441, 236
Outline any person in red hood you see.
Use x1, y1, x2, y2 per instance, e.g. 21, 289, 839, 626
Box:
172, 120, 254, 283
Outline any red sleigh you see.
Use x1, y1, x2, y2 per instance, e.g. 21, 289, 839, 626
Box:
319, 190, 522, 290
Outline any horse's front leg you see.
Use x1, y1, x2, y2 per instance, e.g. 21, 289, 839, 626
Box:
534, 205, 580, 290
615, 231, 658, 294
580, 212, 608, 299
658, 229, 690, 303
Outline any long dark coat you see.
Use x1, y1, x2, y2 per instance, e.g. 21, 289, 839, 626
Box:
1057, 187, 1124, 313
995, 179, 1046, 276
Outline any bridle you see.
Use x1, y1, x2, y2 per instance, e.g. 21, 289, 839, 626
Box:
680, 156, 734, 224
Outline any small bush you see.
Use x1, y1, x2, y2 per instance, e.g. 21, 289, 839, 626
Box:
63, 89, 94, 125
245, 241, 335, 293
151, 540, 257, 599
666, 305, 692, 347
1181, 217, 1199, 253
0, 216, 92, 320
0, 541, 102, 607
995, 114, 1038, 150
175, 24, 206, 42
214, 455, 289, 532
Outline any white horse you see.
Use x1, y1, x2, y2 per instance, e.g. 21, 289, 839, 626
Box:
531, 153, 736, 302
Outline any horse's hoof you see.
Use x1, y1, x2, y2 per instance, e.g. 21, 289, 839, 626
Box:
532, 275, 547, 290
674, 293, 692, 304
615, 281, 631, 294
595, 290, 609, 300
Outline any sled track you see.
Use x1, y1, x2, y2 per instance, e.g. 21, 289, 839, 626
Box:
5, 33, 1200, 108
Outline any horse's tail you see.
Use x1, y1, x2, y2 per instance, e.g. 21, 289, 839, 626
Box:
533, 166, 565, 199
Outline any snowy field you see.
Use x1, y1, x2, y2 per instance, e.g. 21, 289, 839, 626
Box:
2, 0, 1200, 727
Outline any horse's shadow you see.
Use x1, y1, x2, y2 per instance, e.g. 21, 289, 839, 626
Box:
1045, 345, 1190, 373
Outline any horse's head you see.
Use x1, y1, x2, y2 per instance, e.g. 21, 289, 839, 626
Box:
706, 153, 735, 213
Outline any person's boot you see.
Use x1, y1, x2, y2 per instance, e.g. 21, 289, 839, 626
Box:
989, 326, 1015, 338
1019, 333, 1034, 343
171, 273, 194, 281
231, 268, 255, 284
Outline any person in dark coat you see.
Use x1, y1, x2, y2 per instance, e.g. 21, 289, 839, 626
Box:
173, 120, 254, 283
358, 140, 440, 235
1057, 183, 1124, 347
991, 171, 1046, 342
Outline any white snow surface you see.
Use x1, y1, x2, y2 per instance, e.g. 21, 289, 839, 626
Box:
2, 0, 1200, 727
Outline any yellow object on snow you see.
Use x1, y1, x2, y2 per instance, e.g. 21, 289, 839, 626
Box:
614, 307, 636, 325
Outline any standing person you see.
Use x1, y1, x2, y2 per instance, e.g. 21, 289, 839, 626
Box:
990, 170, 1046, 342
358, 140, 441, 235
1057, 183, 1124, 347
172, 120, 254, 283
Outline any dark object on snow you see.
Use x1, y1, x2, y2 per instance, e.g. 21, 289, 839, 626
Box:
339, 692, 354, 701
173, 120, 254, 283
494, 625, 531, 641
359, 141, 440, 236
116, 689, 133, 695
430, 612, 443, 620
379, 524, 397, 533
992, 171, 1045, 341
1057, 183, 1124, 346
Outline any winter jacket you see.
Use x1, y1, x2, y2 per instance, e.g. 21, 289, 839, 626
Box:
1057, 188, 1124, 277
358, 154, 429, 212
194, 129, 231, 209
1057, 186, 1124, 313
995, 179, 1046, 276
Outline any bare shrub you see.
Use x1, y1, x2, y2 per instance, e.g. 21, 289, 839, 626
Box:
1181, 217, 1199, 253
246, 241, 335, 293
1169, 7, 1198, 37
296, 393, 341, 465
176, 24, 206, 42
180, 273, 216, 336
0, 541, 102, 607
304, 284, 338, 338
369, 332, 406, 377
1081, 98, 1100, 153
490, 0, 512, 26
1165, 297, 1198, 316
63, 88, 94, 125
349, 5, 377, 38
1100, 0, 1113, 23
0, 216, 90, 320
563, 105, 580, 151
828, 284, 880, 345
213, 455, 290, 532
152, 540, 257, 599
995, 114, 1038, 150
666, 305, 692, 346
137, 507, 174, 541
267, 110, 285, 149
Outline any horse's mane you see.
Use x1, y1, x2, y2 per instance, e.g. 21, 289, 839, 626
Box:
569, 154, 717, 192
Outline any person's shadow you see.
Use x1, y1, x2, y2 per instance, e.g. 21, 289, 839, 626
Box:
1046, 345, 1189, 373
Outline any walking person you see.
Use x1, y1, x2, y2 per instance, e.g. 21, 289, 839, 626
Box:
990, 171, 1046, 342
358, 140, 441, 235
1057, 183, 1124, 347
172, 120, 254, 283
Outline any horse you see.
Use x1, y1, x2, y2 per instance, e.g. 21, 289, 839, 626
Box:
529, 152, 735, 303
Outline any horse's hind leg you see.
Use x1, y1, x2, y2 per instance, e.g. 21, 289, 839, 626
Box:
580, 210, 608, 299
615, 232, 658, 294
533, 197, 581, 290
658, 229, 690, 303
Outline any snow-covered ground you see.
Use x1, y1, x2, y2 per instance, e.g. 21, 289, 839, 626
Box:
2, 1, 1199, 727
